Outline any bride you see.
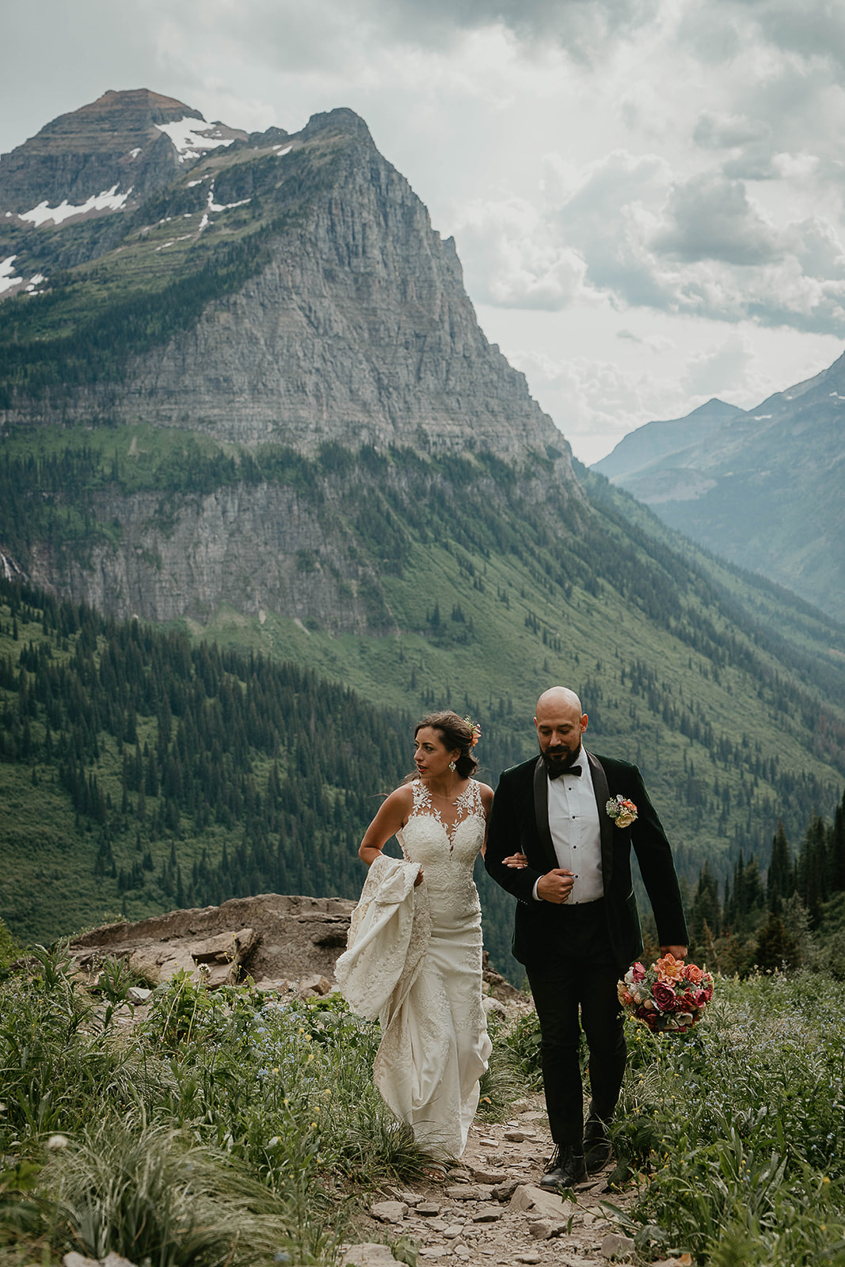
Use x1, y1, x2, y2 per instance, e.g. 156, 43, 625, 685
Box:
336, 711, 494, 1159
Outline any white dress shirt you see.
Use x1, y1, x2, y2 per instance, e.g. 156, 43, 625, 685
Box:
533, 748, 604, 903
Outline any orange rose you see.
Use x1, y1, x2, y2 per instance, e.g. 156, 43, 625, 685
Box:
655, 953, 684, 982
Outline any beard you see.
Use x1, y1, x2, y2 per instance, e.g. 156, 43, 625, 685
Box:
541, 744, 581, 774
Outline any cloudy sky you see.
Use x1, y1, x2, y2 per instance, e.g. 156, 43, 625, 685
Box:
4, 0, 845, 462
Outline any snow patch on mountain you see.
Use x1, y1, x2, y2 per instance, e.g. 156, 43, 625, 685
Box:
20, 185, 132, 227
0, 255, 22, 295
155, 117, 237, 161
207, 184, 250, 214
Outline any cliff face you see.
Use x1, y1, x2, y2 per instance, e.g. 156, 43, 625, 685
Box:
30, 480, 367, 628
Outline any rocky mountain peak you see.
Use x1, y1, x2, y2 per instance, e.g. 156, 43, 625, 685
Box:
0, 88, 246, 225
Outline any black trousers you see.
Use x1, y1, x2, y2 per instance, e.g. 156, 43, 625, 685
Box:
525, 899, 626, 1146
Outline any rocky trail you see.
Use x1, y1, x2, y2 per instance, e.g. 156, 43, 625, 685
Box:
342, 1099, 682, 1267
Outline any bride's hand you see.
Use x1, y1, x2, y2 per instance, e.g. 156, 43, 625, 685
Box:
414, 868, 424, 887
503, 852, 528, 869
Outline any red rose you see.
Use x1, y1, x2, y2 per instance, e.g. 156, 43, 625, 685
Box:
653, 982, 677, 1011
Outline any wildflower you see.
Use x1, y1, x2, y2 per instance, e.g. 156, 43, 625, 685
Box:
46, 1134, 69, 1150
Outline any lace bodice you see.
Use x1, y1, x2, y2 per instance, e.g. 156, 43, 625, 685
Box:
395, 779, 486, 920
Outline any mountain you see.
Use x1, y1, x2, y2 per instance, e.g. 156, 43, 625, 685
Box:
0, 88, 248, 243
592, 360, 845, 621
1, 92, 844, 958
0, 93, 565, 463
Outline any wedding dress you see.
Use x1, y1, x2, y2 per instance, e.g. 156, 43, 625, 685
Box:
336, 779, 492, 1158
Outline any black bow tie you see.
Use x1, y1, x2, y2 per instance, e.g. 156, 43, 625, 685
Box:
549, 764, 581, 780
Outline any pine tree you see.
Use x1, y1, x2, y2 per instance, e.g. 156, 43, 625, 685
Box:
690, 862, 721, 944
767, 819, 793, 912
830, 796, 845, 893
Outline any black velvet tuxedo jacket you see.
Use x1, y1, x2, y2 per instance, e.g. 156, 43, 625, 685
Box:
484, 749, 689, 973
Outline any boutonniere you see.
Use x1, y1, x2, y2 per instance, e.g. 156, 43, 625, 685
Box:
606, 794, 637, 828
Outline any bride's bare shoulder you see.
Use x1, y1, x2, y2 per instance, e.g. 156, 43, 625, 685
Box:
476, 781, 495, 813
382, 783, 416, 812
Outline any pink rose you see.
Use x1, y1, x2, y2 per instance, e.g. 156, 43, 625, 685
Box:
683, 963, 703, 984
631, 962, 646, 982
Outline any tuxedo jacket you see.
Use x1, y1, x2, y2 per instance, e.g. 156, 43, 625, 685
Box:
484, 750, 689, 973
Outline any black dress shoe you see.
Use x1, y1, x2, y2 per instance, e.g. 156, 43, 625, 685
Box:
540, 1144, 587, 1188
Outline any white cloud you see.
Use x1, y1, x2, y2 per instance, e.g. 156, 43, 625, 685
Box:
682, 334, 755, 398
454, 197, 588, 310
508, 347, 695, 462
650, 173, 782, 266
693, 111, 771, 151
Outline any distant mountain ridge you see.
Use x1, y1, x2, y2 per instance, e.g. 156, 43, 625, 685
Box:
593, 356, 845, 621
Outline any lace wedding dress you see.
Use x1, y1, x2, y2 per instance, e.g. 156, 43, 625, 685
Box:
337, 779, 492, 1158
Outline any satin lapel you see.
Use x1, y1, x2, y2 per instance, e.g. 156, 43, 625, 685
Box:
532, 756, 559, 871
587, 750, 614, 888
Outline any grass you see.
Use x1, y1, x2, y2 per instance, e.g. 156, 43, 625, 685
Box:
0, 950, 459, 1265
606, 971, 845, 1264
4, 946, 845, 1264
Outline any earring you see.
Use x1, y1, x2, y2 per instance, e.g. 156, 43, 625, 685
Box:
449, 760, 456, 772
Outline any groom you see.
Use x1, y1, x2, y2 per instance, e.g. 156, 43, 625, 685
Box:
485, 687, 688, 1187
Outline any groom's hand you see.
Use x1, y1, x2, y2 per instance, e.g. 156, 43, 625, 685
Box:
537, 868, 575, 903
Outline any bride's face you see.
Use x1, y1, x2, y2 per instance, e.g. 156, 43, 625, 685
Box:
414, 726, 461, 779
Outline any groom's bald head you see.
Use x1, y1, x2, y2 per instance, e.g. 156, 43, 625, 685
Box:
534, 687, 588, 771
536, 686, 583, 718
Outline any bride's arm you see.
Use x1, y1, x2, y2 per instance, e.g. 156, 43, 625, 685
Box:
478, 783, 494, 858
358, 786, 414, 867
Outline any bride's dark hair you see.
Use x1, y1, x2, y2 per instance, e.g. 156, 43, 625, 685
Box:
414, 711, 478, 779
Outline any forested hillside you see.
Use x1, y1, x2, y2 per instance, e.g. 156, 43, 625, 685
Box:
0, 576, 530, 971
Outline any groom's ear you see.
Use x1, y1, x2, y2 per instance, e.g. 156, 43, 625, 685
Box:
580, 714, 588, 733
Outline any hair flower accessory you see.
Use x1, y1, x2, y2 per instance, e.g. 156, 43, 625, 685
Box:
463, 716, 482, 748
606, 793, 637, 828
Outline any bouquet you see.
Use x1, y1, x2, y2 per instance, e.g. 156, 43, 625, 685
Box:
618, 953, 714, 1033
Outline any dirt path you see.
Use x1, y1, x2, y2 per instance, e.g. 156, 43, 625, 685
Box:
342, 1095, 641, 1266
